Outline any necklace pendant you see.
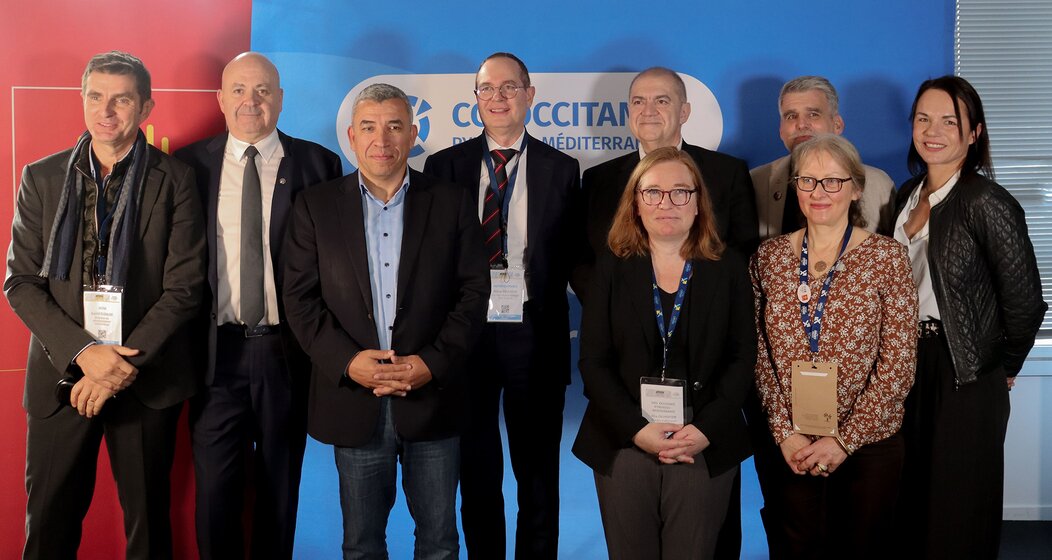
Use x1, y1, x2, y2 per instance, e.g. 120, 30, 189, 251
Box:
814, 260, 828, 273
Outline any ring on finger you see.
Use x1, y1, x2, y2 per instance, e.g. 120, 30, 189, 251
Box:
817, 463, 828, 473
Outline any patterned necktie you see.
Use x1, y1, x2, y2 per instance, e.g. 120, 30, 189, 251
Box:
241, 145, 265, 327
482, 148, 518, 267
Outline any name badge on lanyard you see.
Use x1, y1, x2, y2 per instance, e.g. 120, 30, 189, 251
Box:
488, 267, 526, 323
790, 223, 852, 437
639, 260, 692, 426
83, 284, 124, 345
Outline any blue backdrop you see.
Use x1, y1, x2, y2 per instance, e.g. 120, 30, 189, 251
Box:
248, 1, 955, 557
252, 0, 952, 185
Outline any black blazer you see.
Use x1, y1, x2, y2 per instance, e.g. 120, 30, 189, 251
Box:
571, 250, 756, 477
6, 146, 207, 416
423, 132, 583, 383
174, 130, 343, 386
581, 143, 760, 295
282, 169, 490, 447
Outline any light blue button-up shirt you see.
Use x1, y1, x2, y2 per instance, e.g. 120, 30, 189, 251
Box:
360, 171, 410, 350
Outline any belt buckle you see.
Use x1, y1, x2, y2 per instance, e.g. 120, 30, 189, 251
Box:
244, 324, 269, 338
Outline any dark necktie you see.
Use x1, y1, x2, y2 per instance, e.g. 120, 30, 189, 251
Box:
482, 148, 517, 267
241, 145, 265, 327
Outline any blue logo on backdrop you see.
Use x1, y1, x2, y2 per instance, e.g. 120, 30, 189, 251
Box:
408, 95, 431, 158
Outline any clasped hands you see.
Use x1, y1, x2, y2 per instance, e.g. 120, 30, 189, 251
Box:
347, 349, 432, 397
71, 343, 140, 418
780, 433, 847, 477
633, 422, 711, 465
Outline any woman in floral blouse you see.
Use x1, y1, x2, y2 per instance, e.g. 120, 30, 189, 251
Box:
750, 134, 918, 558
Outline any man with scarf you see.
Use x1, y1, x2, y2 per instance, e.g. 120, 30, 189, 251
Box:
4, 51, 206, 560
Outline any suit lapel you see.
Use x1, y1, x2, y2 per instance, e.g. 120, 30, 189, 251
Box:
136, 151, 163, 239
626, 255, 659, 356
203, 134, 226, 300
336, 172, 375, 313
457, 135, 487, 210
687, 259, 716, 377
270, 132, 294, 286
397, 171, 432, 302
525, 134, 552, 272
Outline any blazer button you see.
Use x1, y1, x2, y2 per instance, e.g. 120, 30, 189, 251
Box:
367, 313, 374, 320
693, 381, 702, 390
773, 191, 783, 201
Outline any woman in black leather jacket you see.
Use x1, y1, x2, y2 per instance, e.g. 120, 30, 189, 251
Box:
892, 76, 1045, 559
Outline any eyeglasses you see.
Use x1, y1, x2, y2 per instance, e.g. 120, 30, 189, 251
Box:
474, 84, 527, 100
792, 176, 853, 193
637, 188, 696, 206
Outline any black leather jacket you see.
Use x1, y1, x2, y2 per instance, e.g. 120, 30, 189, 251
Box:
896, 172, 1046, 386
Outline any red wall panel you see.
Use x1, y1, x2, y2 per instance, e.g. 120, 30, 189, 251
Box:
0, 1, 251, 557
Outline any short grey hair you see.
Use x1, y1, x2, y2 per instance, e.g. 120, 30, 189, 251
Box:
778, 76, 839, 116
352, 83, 412, 121
82, 50, 152, 101
631, 67, 687, 103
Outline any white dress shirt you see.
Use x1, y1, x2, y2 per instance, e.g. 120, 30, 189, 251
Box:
894, 171, 961, 321
479, 130, 529, 296
216, 130, 284, 326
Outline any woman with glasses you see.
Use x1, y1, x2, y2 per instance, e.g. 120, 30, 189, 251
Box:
572, 147, 755, 559
893, 76, 1045, 559
751, 134, 918, 558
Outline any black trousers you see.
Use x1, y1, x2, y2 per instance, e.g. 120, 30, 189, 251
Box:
24, 394, 181, 560
190, 327, 307, 560
758, 431, 905, 559
460, 316, 566, 560
594, 447, 736, 560
898, 333, 1010, 559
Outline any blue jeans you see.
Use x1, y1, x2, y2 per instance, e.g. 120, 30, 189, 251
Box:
334, 397, 460, 560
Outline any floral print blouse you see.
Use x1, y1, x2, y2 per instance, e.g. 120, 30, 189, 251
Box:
750, 233, 919, 451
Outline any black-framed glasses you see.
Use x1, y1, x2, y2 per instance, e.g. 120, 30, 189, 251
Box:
474, 84, 527, 100
792, 176, 853, 193
637, 188, 696, 206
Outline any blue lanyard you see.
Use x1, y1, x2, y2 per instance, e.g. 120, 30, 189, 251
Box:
652, 259, 693, 379
482, 135, 528, 261
798, 223, 853, 355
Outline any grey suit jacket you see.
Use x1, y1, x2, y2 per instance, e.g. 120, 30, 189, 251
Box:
750, 155, 897, 240
5, 144, 207, 417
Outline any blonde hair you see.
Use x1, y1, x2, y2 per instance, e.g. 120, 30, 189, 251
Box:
608, 146, 724, 261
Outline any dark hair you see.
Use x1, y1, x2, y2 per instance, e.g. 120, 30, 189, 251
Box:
907, 75, 993, 179
476, 52, 531, 88
789, 134, 867, 229
82, 51, 152, 102
608, 146, 724, 261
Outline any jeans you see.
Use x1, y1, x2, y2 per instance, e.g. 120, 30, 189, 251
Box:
334, 397, 460, 560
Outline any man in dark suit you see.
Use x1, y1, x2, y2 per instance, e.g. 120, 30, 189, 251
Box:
423, 52, 582, 560
4, 51, 206, 560
583, 67, 759, 264
581, 66, 758, 559
283, 83, 489, 559
174, 52, 342, 560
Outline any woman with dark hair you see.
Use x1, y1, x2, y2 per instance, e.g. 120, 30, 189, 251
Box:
751, 134, 918, 558
572, 146, 755, 559
894, 75, 1045, 558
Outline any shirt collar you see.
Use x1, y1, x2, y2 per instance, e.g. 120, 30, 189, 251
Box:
359, 169, 411, 205
227, 129, 283, 163
485, 129, 527, 152
639, 138, 684, 159
913, 170, 962, 206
